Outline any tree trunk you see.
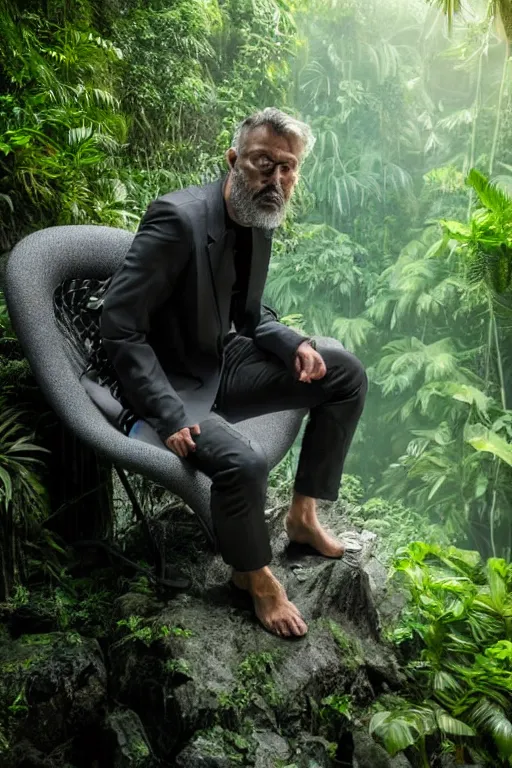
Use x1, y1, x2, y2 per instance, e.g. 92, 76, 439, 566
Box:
497, 0, 512, 43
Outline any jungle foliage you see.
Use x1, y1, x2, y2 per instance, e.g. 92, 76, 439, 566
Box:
0, 0, 511, 576
370, 542, 512, 767
1, 1, 512, 766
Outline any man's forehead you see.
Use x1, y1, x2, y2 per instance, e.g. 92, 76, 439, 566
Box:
242, 125, 302, 161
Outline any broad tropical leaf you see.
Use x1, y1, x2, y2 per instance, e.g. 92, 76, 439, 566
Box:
369, 711, 419, 755
465, 425, 512, 467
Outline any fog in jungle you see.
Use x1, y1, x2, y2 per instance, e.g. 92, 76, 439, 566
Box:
0, 0, 510, 564
265, 0, 511, 561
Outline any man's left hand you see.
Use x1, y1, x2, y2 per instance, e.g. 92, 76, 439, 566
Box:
295, 341, 327, 383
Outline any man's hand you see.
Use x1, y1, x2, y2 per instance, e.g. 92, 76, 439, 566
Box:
295, 341, 326, 383
165, 424, 201, 457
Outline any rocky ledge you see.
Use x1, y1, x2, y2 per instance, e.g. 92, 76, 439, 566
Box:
0, 505, 412, 768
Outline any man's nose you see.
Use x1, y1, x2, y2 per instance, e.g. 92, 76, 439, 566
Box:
267, 164, 283, 186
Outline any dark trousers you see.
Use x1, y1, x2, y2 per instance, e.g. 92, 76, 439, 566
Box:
184, 336, 367, 572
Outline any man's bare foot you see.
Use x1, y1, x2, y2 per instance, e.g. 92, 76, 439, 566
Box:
286, 493, 345, 558
232, 567, 308, 638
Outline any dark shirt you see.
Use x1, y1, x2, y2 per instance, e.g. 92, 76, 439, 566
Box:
225, 209, 252, 330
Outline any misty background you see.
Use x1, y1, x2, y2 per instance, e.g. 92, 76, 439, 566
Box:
1, 0, 511, 564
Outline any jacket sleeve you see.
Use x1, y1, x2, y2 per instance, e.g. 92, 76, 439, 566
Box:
100, 200, 192, 442
250, 305, 308, 370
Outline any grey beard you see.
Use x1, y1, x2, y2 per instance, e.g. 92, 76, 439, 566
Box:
229, 167, 287, 229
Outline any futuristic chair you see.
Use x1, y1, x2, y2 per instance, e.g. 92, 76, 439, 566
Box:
5, 225, 306, 586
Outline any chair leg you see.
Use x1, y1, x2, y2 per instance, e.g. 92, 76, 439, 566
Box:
114, 466, 165, 579
187, 505, 217, 551
72, 539, 189, 590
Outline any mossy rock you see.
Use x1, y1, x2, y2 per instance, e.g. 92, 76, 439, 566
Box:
105, 708, 157, 768
109, 525, 401, 762
175, 725, 257, 767
0, 631, 106, 760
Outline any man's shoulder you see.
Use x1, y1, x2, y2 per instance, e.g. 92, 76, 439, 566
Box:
156, 185, 204, 210
155, 178, 222, 213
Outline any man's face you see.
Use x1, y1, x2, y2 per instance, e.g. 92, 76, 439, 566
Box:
226, 125, 301, 228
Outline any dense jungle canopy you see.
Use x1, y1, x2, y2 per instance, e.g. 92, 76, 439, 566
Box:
1, 1, 512, 766
2, 0, 512, 557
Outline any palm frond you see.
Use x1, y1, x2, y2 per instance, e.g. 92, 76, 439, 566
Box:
467, 168, 512, 215
331, 316, 374, 351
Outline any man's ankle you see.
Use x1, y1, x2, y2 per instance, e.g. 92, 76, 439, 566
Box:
234, 566, 280, 597
288, 492, 317, 523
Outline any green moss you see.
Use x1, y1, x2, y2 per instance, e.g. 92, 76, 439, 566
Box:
0, 358, 31, 387
115, 615, 193, 649
131, 740, 150, 759
19, 633, 55, 646
0, 641, 48, 757
194, 725, 256, 765
327, 620, 364, 670
217, 651, 282, 719
164, 658, 191, 677
1, 656, 39, 674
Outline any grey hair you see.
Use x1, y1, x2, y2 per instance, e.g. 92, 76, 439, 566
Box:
231, 107, 315, 161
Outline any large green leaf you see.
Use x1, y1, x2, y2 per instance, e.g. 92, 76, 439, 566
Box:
486, 559, 508, 611
440, 219, 472, 241
435, 709, 476, 737
471, 699, 512, 758
465, 425, 512, 467
369, 711, 419, 755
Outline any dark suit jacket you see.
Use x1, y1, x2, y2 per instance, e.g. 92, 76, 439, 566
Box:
100, 177, 306, 441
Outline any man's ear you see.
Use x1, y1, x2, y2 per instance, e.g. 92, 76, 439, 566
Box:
226, 148, 237, 169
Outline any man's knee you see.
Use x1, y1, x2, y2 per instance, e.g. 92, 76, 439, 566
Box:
316, 338, 367, 397
218, 437, 268, 490
233, 442, 268, 485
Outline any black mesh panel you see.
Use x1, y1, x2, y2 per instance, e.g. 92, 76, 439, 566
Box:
53, 277, 135, 432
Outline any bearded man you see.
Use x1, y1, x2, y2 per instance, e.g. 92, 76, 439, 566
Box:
100, 108, 367, 638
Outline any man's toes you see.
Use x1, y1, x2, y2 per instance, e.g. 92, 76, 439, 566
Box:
292, 616, 308, 636
272, 624, 283, 637
284, 611, 307, 637
277, 619, 291, 637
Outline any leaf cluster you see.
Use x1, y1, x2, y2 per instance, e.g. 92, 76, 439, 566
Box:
442, 170, 512, 295
372, 542, 512, 766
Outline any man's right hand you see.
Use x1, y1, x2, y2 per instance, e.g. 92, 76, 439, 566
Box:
165, 424, 201, 457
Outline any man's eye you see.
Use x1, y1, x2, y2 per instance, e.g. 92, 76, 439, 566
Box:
257, 157, 273, 169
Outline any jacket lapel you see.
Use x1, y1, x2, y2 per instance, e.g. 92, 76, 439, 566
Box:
195, 178, 234, 358
207, 230, 235, 336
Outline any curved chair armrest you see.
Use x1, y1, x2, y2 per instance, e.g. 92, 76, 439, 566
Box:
5, 227, 202, 487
